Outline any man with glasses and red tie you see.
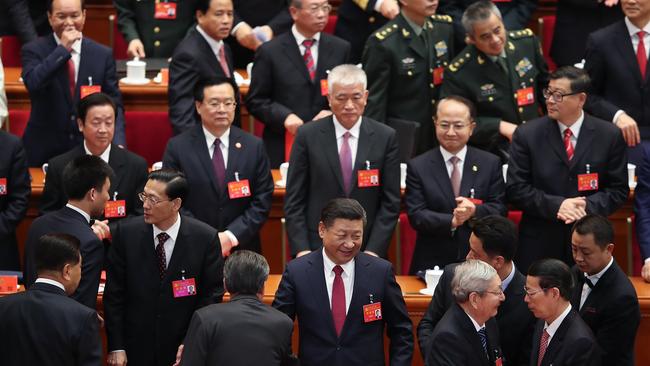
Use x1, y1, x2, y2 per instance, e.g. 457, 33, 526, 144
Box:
506, 66, 628, 272
104, 169, 224, 366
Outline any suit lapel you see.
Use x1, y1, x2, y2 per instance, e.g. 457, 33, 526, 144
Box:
191, 126, 221, 196
614, 22, 645, 85
351, 120, 374, 194
459, 148, 477, 198
454, 305, 490, 366
570, 116, 595, 172
340, 254, 370, 339
283, 33, 312, 83
580, 261, 616, 311
108, 144, 126, 195
320, 118, 345, 193
224, 128, 242, 195
542, 310, 575, 365
545, 118, 570, 167
430, 150, 457, 207
307, 251, 338, 338
194, 30, 222, 76
405, 18, 427, 59
140, 224, 160, 280
76, 38, 90, 99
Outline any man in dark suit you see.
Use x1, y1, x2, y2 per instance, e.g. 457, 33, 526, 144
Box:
0, 234, 101, 366
440, 1, 548, 159
362, 4, 455, 154
506, 66, 628, 271
40, 93, 148, 219
104, 169, 224, 366
180, 250, 294, 365
406, 96, 506, 271
635, 143, 650, 282
246, 0, 350, 168
0, 0, 37, 43
526, 259, 601, 366
21, 0, 125, 166
0, 131, 30, 271
24, 155, 113, 309
284, 65, 400, 258
569, 215, 640, 366
169, 0, 240, 135
274, 198, 413, 365
425, 259, 504, 366
584, 0, 650, 162
418, 215, 534, 366
164, 77, 273, 255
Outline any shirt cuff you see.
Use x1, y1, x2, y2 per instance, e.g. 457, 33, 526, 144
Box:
110, 350, 126, 353
374, 0, 385, 11
644, 257, 650, 264
613, 110, 625, 124
224, 230, 239, 247
231, 21, 246, 36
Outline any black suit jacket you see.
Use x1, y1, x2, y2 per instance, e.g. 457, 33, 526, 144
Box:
530, 309, 601, 366
418, 263, 534, 366
284, 116, 401, 257
585, 20, 650, 139
405, 147, 507, 272
181, 294, 294, 366
21, 34, 125, 166
334, 0, 388, 63
39, 144, 148, 218
425, 303, 502, 366
23, 207, 103, 309
570, 261, 640, 366
272, 250, 413, 366
163, 125, 274, 252
0, 0, 37, 42
0, 282, 102, 366
506, 115, 629, 271
168, 27, 240, 135
246, 31, 350, 168
104, 215, 224, 366
0, 131, 30, 270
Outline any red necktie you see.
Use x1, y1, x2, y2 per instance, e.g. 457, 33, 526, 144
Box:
212, 139, 226, 189
67, 58, 76, 97
537, 329, 550, 366
564, 128, 574, 161
218, 45, 231, 78
339, 132, 352, 195
302, 39, 316, 80
638, 31, 647, 79
331, 265, 346, 337
156, 232, 170, 279
450, 156, 461, 197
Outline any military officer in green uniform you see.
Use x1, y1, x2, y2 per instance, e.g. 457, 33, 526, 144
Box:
362, 0, 455, 155
441, 1, 548, 159
114, 0, 200, 59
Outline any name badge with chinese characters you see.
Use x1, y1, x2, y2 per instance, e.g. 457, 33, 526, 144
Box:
516, 87, 535, 106
433, 67, 444, 86
172, 271, 197, 298
468, 188, 483, 205
104, 192, 126, 218
578, 164, 599, 191
80, 77, 101, 99
358, 161, 380, 188
154, 1, 177, 19
320, 79, 328, 96
0, 178, 7, 195
363, 294, 382, 323
228, 172, 252, 199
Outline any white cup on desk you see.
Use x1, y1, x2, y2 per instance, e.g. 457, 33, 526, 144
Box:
425, 266, 443, 290
400, 163, 407, 189
628, 163, 637, 188
279, 162, 289, 185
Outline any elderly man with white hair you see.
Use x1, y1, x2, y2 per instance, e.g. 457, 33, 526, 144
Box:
424, 259, 505, 366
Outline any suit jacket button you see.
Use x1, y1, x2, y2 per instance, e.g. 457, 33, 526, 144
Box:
369, 16, 375, 23
154, 27, 160, 33
154, 40, 161, 47
336, 346, 341, 351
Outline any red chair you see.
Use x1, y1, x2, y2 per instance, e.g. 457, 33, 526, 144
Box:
124, 111, 173, 165
7, 109, 30, 137
109, 14, 129, 60
399, 213, 417, 275
324, 15, 337, 35
629, 215, 642, 276
538, 15, 557, 72
1, 36, 22, 67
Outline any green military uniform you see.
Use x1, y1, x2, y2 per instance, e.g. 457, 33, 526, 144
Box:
441, 29, 549, 154
114, 0, 200, 59
362, 13, 455, 154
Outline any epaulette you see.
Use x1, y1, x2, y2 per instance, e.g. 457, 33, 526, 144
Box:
447, 49, 475, 73
374, 23, 400, 41
430, 14, 453, 23
508, 28, 534, 39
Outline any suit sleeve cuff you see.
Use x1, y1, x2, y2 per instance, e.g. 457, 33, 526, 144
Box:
225, 230, 239, 247
231, 21, 246, 36
374, 0, 385, 11
644, 257, 650, 264
613, 110, 625, 124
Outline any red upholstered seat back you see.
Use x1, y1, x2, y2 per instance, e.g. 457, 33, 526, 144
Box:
124, 111, 173, 166
539, 15, 557, 71
1, 36, 22, 67
324, 15, 337, 35
109, 14, 129, 60
7, 109, 29, 137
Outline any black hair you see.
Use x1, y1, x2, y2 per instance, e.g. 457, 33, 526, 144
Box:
470, 215, 518, 261
34, 233, 81, 273
528, 258, 574, 300
320, 198, 367, 228
147, 169, 188, 202
77, 92, 116, 123
572, 214, 614, 249
62, 155, 114, 200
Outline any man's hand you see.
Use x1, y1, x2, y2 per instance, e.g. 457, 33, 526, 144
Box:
557, 197, 587, 224
379, 0, 399, 19
296, 250, 311, 258
615, 113, 641, 147
107, 351, 127, 366
499, 121, 518, 141
313, 110, 333, 120
604, 0, 619, 6
453, 197, 477, 225
218, 232, 236, 257
127, 39, 146, 59
257, 25, 273, 42
284, 114, 304, 135
172, 344, 184, 366
60, 27, 82, 51
235, 22, 262, 51
91, 220, 111, 240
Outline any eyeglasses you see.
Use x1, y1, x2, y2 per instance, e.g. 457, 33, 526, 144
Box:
523, 286, 548, 297
205, 100, 237, 110
303, 3, 332, 14
542, 88, 582, 103
483, 286, 504, 297
435, 122, 471, 131
138, 192, 172, 205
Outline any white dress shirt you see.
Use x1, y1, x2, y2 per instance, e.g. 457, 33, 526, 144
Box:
439, 145, 468, 180
292, 24, 321, 67
152, 213, 181, 267
35, 278, 66, 291
84, 141, 111, 163
333, 116, 361, 169
196, 25, 228, 64
65, 203, 91, 223
204, 126, 230, 168
323, 248, 355, 314
53, 33, 81, 84
544, 303, 572, 344
580, 257, 613, 309
557, 110, 584, 150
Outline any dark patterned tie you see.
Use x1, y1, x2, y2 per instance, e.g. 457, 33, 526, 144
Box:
478, 327, 488, 358
302, 39, 316, 80
564, 129, 574, 161
538, 329, 550, 366
212, 139, 226, 189
156, 232, 170, 279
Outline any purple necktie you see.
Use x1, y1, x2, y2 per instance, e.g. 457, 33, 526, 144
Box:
212, 139, 226, 189
450, 156, 461, 197
156, 232, 169, 280
340, 132, 352, 195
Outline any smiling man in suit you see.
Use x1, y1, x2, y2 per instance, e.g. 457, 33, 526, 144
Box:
273, 198, 413, 365
104, 169, 224, 366
20, 0, 125, 166
406, 96, 506, 272
569, 215, 640, 366
284, 64, 400, 258
164, 77, 273, 255
246, 0, 350, 168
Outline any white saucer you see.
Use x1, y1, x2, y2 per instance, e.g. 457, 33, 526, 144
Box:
275, 180, 286, 188
419, 288, 435, 296
120, 77, 150, 85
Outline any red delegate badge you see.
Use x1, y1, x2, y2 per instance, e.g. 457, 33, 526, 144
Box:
469, 198, 483, 205
0, 276, 18, 294
358, 169, 380, 188
578, 173, 599, 191
320, 79, 328, 96
363, 302, 382, 323
516, 87, 534, 106
172, 278, 197, 298
228, 179, 252, 199
0, 178, 7, 195
104, 200, 126, 218
433, 67, 444, 86
80, 85, 101, 99
154, 2, 177, 19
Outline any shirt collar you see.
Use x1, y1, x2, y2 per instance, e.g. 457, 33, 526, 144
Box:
439, 145, 468, 163
584, 257, 614, 286
196, 25, 224, 56
34, 278, 66, 291
65, 203, 91, 223
401, 12, 423, 36
625, 17, 650, 37
332, 115, 362, 140
322, 247, 355, 276
153, 213, 182, 243
203, 126, 230, 149
53, 32, 82, 54
463, 309, 485, 330
501, 263, 516, 291
557, 110, 585, 139
84, 141, 111, 163
291, 24, 321, 46
544, 303, 572, 337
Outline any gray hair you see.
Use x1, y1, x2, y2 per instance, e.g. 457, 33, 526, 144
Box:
290, 0, 303, 8
451, 259, 498, 303
327, 64, 367, 94
461, 1, 503, 36
223, 250, 270, 295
